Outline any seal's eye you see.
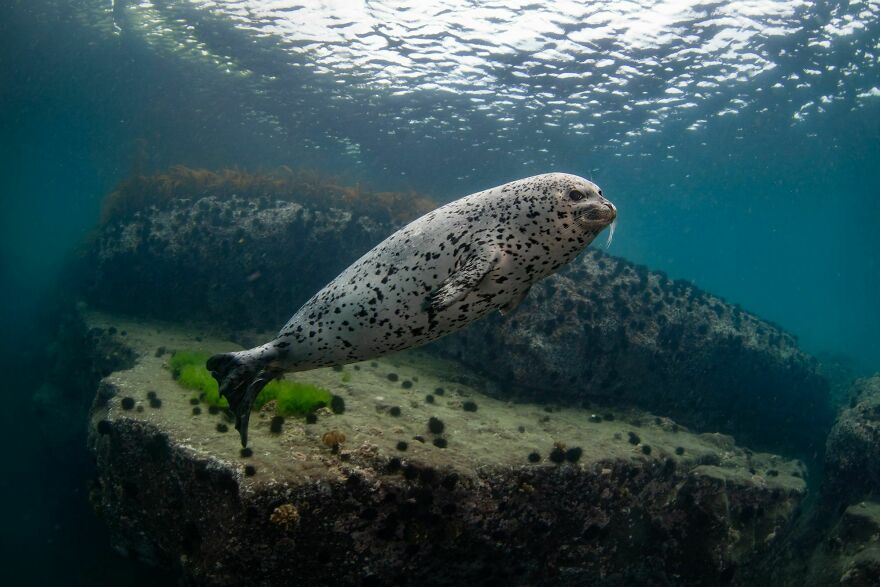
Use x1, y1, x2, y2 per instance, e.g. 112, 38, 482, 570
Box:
598, 189, 603, 197
568, 189, 585, 202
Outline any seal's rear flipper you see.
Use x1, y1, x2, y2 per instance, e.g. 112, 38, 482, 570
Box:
207, 352, 278, 447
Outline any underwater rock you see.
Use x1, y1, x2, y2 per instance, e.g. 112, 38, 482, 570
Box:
87, 312, 807, 586
815, 351, 864, 410
84, 193, 398, 331
804, 501, 880, 587
432, 250, 832, 457
30, 310, 137, 459
822, 375, 880, 508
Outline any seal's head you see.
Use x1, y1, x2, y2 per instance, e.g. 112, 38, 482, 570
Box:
521, 173, 617, 247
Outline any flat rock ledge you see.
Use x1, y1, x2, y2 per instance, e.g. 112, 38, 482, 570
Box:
87, 313, 806, 586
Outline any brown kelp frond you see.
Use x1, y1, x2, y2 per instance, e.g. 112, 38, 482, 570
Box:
100, 165, 436, 225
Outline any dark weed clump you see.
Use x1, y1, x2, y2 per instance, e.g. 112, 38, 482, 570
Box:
101, 166, 437, 226
428, 417, 445, 434
549, 447, 566, 464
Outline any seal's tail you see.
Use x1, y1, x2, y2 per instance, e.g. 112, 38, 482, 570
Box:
207, 351, 279, 447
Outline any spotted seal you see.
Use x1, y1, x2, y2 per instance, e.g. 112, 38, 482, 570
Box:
208, 173, 617, 445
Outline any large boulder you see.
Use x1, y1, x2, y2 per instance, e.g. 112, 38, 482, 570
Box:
742, 375, 880, 587
805, 501, 880, 587
822, 375, 880, 507
82, 195, 394, 331
87, 311, 807, 586
432, 251, 832, 456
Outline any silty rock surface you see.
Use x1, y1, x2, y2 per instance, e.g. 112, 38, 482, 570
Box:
87, 312, 806, 587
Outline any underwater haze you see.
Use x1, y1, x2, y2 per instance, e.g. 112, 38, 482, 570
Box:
1, 0, 879, 585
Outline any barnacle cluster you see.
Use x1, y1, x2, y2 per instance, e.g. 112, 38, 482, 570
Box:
270, 503, 300, 530
321, 430, 346, 452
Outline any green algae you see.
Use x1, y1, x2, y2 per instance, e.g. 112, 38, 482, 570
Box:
170, 350, 332, 416
254, 379, 333, 417
169, 350, 212, 376
179, 364, 227, 408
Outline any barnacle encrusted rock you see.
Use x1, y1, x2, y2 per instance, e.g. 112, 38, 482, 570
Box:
805, 501, 880, 587
823, 375, 880, 506
750, 374, 880, 587
432, 250, 832, 456
87, 313, 806, 586
83, 195, 392, 331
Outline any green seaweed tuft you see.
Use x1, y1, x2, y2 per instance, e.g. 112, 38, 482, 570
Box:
169, 350, 212, 377
169, 350, 330, 415
178, 364, 227, 408
254, 379, 332, 417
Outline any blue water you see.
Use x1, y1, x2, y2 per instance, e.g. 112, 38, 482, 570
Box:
1, 0, 878, 584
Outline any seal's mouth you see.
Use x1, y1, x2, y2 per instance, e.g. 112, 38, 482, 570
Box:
574, 201, 617, 227
574, 200, 617, 247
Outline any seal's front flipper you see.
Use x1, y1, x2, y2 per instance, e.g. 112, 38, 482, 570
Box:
207, 352, 279, 447
428, 248, 498, 312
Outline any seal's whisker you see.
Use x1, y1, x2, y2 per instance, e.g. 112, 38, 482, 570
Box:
605, 218, 617, 249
